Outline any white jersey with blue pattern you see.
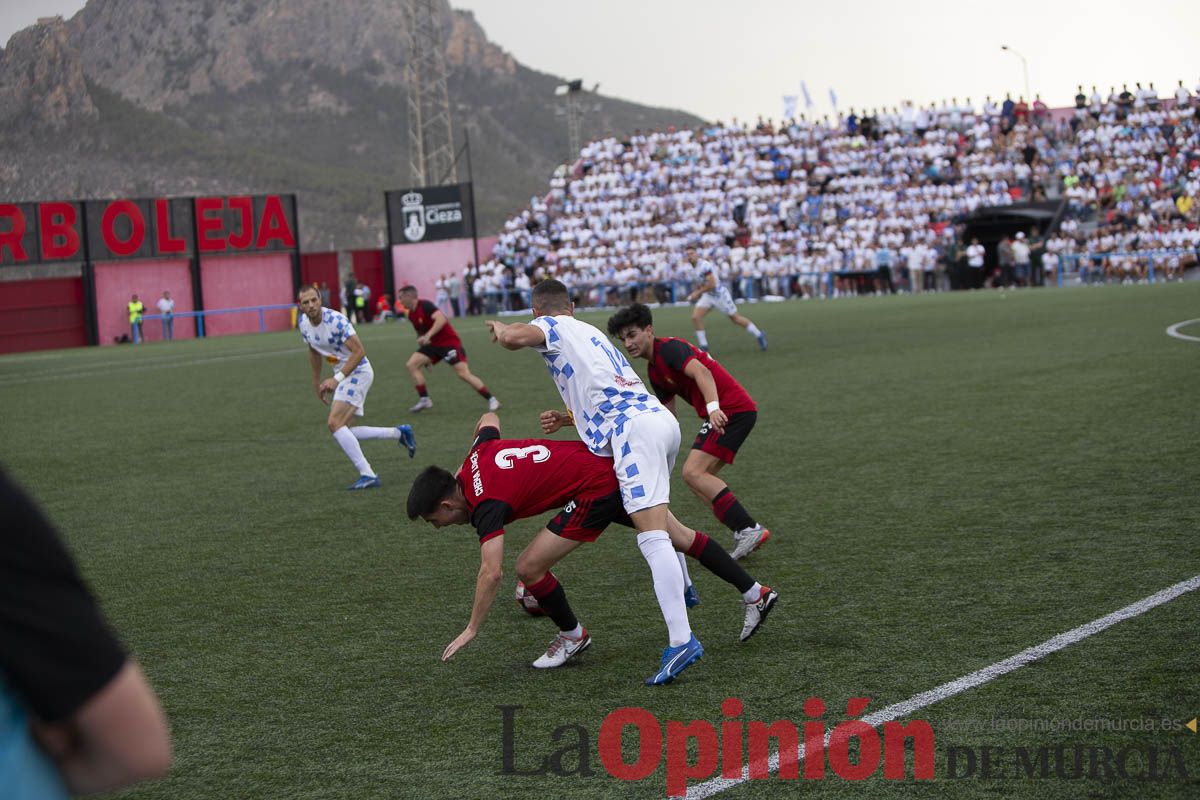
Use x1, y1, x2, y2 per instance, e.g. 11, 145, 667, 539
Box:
299, 308, 370, 374
530, 314, 664, 454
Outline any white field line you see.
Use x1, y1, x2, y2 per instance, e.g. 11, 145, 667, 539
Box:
686, 573, 1200, 799
0, 348, 298, 386
1165, 318, 1200, 343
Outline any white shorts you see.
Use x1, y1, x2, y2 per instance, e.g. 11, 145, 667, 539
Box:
696, 285, 738, 316
606, 409, 680, 514
333, 362, 374, 417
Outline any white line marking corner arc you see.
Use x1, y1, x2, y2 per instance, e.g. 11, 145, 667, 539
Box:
1165, 318, 1200, 343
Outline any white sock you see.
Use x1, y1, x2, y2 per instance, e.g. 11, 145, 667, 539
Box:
637, 530, 691, 646
351, 426, 400, 440
677, 552, 693, 588
741, 582, 763, 603
746, 322, 762, 337
333, 426, 376, 476
564, 623, 583, 638
695, 330, 708, 347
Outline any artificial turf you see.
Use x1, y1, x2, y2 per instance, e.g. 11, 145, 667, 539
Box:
1, 283, 1197, 799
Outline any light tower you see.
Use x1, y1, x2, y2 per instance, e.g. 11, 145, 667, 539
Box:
404, 0, 456, 186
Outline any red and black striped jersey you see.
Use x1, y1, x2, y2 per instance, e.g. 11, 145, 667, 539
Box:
405, 299, 461, 348
456, 427, 619, 544
647, 337, 756, 419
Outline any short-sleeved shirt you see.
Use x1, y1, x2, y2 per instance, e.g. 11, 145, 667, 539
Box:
299, 307, 369, 374
456, 427, 621, 544
648, 337, 756, 419
694, 259, 720, 294
405, 299, 461, 349
0, 469, 127, 722
530, 315, 663, 454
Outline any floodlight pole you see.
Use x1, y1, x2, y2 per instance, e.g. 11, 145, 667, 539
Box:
1000, 45, 1030, 102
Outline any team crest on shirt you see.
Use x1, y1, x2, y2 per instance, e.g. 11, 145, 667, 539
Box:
402, 192, 426, 242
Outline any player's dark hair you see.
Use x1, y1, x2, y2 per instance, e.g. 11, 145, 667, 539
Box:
606, 303, 653, 336
297, 284, 320, 300
399, 285, 418, 295
531, 279, 571, 314
406, 466, 458, 520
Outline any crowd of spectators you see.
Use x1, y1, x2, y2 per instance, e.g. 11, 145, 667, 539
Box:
458, 79, 1200, 310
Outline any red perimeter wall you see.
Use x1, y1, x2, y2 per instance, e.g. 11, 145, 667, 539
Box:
0, 276, 87, 353
93, 259, 193, 345
199, 253, 294, 336
300, 252, 341, 310
390, 236, 497, 314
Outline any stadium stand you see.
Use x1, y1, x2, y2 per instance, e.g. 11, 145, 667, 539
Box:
468, 84, 1199, 309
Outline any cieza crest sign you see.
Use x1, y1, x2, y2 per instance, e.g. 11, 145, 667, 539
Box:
401, 192, 426, 242
386, 183, 474, 244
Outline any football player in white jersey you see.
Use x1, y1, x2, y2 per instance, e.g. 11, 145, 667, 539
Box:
297, 284, 416, 490
486, 280, 712, 684
683, 247, 767, 353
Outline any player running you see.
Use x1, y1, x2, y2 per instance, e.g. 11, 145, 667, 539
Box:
406, 413, 778, 671
297, 284, 416, 490
608, 303, 771, 559
683, 246, 767, 352
487, 279, 718, 685
395, 285, 500, 414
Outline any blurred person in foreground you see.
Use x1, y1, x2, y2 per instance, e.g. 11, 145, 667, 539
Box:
0, 468, 172, 797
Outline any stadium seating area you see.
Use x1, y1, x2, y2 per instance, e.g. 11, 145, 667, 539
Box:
470, 85, 1200, 305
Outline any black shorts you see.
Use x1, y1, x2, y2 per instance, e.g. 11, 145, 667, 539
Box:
546, 489, 631, 542
692, 410, 757, 465
418, 343, 466, 365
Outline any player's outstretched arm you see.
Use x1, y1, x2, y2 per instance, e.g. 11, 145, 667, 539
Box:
486, 320, 546, 350
442, 536, 505, 661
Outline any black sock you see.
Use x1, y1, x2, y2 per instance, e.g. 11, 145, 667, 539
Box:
712, 487, 757, 533
688, 532, 754, 594
526, 573, 579, 632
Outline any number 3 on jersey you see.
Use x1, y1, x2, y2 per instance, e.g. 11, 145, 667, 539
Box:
591, 336, 631, 375
494, 445, 551, 469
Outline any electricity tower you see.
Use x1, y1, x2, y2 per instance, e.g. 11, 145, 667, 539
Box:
404, 0, 456, 186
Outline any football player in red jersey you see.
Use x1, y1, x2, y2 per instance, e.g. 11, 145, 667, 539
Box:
406, 413, 778, 674
395, 285, 500, 413
608, 304, 771, 560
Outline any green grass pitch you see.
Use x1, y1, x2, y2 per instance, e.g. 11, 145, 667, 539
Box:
1, 284, 1198, 799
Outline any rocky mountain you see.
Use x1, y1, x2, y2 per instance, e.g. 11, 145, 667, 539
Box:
0, 0, 702, 250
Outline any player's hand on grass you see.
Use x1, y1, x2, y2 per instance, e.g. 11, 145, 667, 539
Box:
442, 627, 477, 661
539, 409, 570, 434
708, 408, 728, 434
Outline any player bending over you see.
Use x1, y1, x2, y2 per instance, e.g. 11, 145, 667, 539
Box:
297, 285, 416, 490
406, 413, 779, 672
487, 279, 707, 684
607, 303, 771, 559
683, 246, 767, 353
396, 285, 500, 413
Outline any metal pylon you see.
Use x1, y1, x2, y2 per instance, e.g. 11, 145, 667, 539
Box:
404, 0, 456, 186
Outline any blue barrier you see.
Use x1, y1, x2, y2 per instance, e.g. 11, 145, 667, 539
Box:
133, 303, 296, 343
1054, 250, 1194, 287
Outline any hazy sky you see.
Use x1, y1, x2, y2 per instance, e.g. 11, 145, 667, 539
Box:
3, 0, 1197, 121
